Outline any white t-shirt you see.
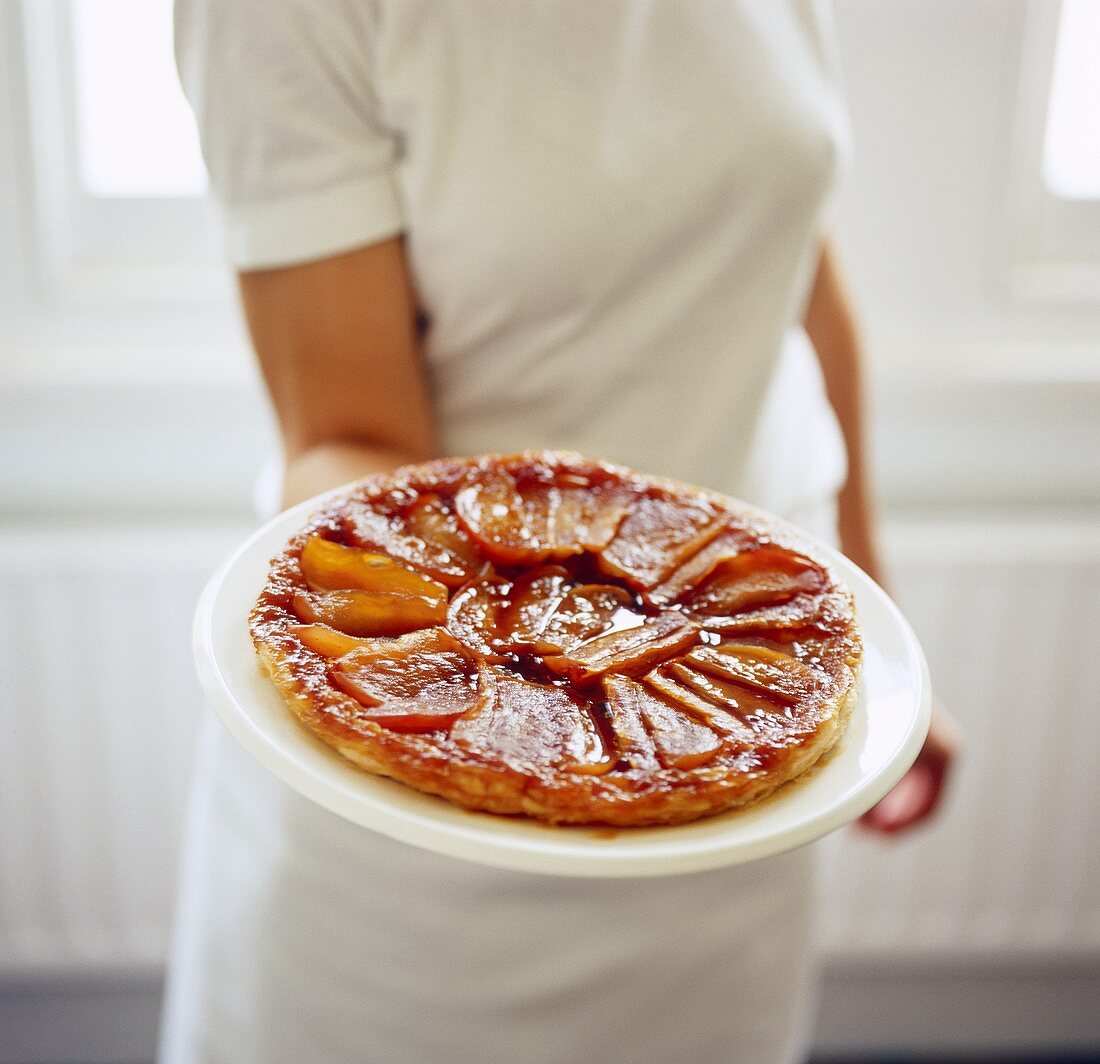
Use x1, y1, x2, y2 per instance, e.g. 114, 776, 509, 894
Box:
175, 0, 848, 514
163, 5, 849, 1062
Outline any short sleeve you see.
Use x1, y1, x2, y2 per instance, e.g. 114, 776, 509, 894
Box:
174, 0, 403, 269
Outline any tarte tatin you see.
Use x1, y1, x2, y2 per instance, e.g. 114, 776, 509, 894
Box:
250, 451, 861, 827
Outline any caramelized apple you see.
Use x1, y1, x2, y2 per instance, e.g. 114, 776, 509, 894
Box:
496, 566, 571, 651
455, 468, 635, 564
346, 495, 481, 587
599, 493, 726, 590
684, 644, 823, 703
599, 675, 661, 773
545, 480, 634, 552
330, 627, 482, 731
646, 527, 756, 606
604, 675, 722, 770
642, 667, 752, 741
446, 575, 511, 662
292, 588, 447, 637
300, 537, 448, 599
403, 495, 484, 582
539, 584, 636, 651
290, 623, 377, 657
454, 468, 536, 564
543, 613, 700, 685
517, 476, 635, 556
679, 546, 826, 617
451, 668, 611, 774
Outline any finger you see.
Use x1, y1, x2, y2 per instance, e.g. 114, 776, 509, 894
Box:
858, 697, 960, 835
857, 755, 948, 834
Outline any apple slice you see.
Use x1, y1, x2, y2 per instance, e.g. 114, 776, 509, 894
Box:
450, 668, 612, 775
664, 663, 794, 745
300, 536, 448, 600
454, 468, 540, 565
292, 588, 447, 637
598, 493, 726, 591
604, 675, 722, 770
345, 494, 481, 587
599, 675, 660, 773
539, 584, 636, 653
642, 667, 753, 741
446, 575, 509, 661
542, 613, 700, 685
695, 585, 853, 638
455, 469, 636, 565
330, 627, 481, 732
646, 527, 756, 606
522, 477, 635, 556
403, 494, 484, 582
679, 546, 826, 617
683, 644, 824, 703
496, 565, 572, 652
290, 623, 377, 658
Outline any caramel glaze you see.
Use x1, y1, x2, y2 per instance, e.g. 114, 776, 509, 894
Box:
250, 451, 861, 826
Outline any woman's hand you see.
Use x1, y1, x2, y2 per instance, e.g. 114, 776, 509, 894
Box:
857, 698, 961, 834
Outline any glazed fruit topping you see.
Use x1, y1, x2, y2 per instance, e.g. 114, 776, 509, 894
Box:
292, 588, 447, 638
250, 453, 862, 828
603, 676, 722, 770
496, 566, 573, 652
329, 627, 483, 731
454, 468, 635, 564
301, 537, 449, 600
451, 669, 613, 775
642, 667, 753, 741
683, 644, 823, 703
284, 464, 843, 748
290, 623, 379, 658
677, 545, 826, 619
598, 493, 727, 590
346, 494, 482, 587
539, 583, 637, 651
542, 613, 700, 685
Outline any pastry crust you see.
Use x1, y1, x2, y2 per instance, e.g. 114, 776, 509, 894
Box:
250, 451, 861, 826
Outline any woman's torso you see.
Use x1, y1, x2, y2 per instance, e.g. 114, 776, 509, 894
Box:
368, 0, 848, 503
162, 6, 849, 1062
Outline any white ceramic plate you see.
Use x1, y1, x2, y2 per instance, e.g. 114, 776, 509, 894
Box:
194, 492, 930, 878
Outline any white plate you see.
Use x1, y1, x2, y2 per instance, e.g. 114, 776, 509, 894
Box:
194, 492, 930, 878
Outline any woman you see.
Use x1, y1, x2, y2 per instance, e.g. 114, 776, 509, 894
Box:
162, 3, 956, 1061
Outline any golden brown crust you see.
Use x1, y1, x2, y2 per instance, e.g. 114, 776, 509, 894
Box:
250, 451, 861, 826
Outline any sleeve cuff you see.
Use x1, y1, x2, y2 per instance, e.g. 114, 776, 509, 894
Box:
221, 171, 405, 270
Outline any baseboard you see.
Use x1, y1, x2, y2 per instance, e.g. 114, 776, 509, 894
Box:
2, 962, 1099, 1064
0, 973, 161, 1064
812, 960, 1100, 1060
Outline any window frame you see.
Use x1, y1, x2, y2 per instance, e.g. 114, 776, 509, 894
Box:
19, 0, 229, 306
1005, 0, 1100, 303
4, 0, 249, 388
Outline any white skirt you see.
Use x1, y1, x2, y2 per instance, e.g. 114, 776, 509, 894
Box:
158, 500, 838, 1064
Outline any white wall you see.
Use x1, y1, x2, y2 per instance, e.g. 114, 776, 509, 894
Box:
832, 0, 1100, 514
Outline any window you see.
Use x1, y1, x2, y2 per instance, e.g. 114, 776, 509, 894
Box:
20, 0, 230, 302
73, 0, 207, 199
6, 0, 248, 384
1009, 0, 1100, 300
1042, 0, 1100, 200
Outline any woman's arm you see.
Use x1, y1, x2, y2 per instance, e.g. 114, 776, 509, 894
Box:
237, 238, 437, 507
804, 237, 960, 834
802, 239, 884, 583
